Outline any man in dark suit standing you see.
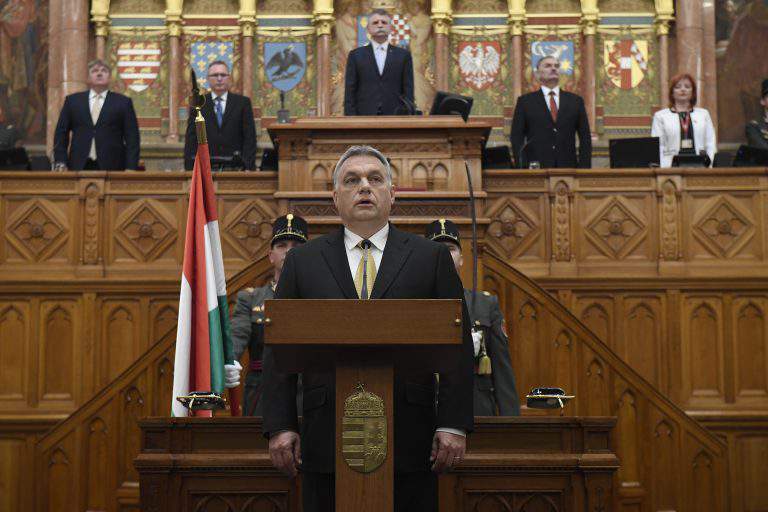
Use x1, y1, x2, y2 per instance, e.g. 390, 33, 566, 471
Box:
510, 56, 592, 168
261, 146, 474, 512
53, 59, 140, 171
344, 9, 415, 116
183, 60, 256, 171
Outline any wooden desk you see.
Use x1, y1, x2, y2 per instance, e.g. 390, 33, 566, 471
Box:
135, 416, 617, 511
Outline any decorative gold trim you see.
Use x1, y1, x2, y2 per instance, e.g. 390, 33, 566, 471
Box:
257, 14, 313, 19
256, 27, 315, 36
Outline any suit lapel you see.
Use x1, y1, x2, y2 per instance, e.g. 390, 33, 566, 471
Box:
80, 92, 94, 128
94, 91, 112, 126
221, 94, 235, 129
371, 225, 412, 300
320, 228, 358, 299
365, 44, 381, 76
381, 46, 394, 77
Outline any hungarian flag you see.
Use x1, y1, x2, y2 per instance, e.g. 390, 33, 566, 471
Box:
171, 142, 236, 417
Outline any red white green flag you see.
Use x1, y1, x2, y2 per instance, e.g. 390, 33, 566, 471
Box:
172, 142, 235, 417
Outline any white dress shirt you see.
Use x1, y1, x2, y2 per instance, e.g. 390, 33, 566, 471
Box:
372, 42, 388, 75
88, 89, 108, 159
540, 85, 560, 112
342, 223, 466, 438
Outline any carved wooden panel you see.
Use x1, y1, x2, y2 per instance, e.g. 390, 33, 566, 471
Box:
3, 198, 74, 264
577, 194, 654, 263
736, 435, 768, 512
85, 415, 111, 510
46, 434, 77, 512
107, 197, 181, 264
681, 297, 726, 406
485, 195, 547, 261
101, 299, 142, 383
649, 408, 680, 512
576, 297, 614, 348
621, 297, 664, 389
0, 302, 29, 403
38, 299, 81, 406
0, 438, 24, 511
219, 198, 276, 261
732, 297, 768, 402
688, 193, 761, 261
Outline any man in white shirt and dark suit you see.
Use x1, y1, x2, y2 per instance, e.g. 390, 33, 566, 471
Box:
343, 9, 415, 116
261, 145, 474, 512
510, 56, 592, 168
53, 59, 140, 171
183, 60, 257, 171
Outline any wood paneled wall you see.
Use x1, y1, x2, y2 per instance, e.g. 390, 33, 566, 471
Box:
3, 168, 768, 511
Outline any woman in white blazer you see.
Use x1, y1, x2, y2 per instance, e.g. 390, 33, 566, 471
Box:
651, 73, 717, 168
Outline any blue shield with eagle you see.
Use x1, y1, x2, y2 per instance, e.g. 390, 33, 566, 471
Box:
264, 42, 306, 92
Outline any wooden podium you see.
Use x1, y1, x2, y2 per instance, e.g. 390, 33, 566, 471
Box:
264, 299, 464, 511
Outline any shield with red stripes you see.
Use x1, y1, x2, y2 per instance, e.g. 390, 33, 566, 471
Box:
116, 42, 161, 93
604, 39, 648, 90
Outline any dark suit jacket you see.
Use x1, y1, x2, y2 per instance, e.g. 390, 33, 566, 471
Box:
184, 92, 257, 170
53, 91, 140, 170
261, 225, 474, 473
344, 44, 415, 116
510, 89, 592, 168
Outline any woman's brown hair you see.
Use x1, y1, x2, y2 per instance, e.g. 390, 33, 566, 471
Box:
668, 73, 697, 109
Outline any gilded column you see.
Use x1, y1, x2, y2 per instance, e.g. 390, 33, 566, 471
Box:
91, 0, 110, 60
239, 0, 256, 99
165, 0, 183, 142
580, 0, 598, 135
431, 0, 452, 92
507, 0, 526, 104
313, 0, 334, 116
655, 0, 674, 108
675, 0, 703, 90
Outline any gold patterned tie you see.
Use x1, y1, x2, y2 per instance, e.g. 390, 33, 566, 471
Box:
354, 239, 377, 299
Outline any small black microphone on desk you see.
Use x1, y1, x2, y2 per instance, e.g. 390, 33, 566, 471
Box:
517, 137, 534, 169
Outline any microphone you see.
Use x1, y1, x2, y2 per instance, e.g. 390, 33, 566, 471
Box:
517, 137, 534, 169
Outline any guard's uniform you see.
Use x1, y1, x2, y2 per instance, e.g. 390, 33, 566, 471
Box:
425, 218, 521, 416
746, 117, 768, 150
231, 284, 274, 416
230, 213, 308, 416
465, 289, 520, 416
746, 79, 768, 151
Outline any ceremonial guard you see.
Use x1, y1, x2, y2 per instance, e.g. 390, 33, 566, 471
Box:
746, 79, 768, 150
229, 214, 308, 416
425, 219, 520, 416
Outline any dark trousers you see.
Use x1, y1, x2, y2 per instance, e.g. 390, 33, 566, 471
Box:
302, 471, 437, 512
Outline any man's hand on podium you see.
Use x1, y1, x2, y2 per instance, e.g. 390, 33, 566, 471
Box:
269, 431, 302, 477
430, 431, 466, 473
224, 360, 242, 388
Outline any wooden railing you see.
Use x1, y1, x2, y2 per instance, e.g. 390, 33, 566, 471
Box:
483, 253, 728, 512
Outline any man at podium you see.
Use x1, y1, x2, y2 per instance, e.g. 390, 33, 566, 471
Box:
261, 145, 474, 511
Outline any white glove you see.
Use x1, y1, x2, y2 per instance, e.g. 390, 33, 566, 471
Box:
224, 360, 242, 388
471, 330, 483, 357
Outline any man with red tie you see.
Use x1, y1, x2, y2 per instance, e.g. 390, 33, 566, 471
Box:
510, 56, 592, 168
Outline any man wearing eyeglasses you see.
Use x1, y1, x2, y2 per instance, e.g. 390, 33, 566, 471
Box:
183, 60, 257, 171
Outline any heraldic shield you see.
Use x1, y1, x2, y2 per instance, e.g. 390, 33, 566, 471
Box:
342, 384, 387, 473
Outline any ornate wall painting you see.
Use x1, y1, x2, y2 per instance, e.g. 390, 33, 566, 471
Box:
356, 14, 412, 48
716, 0, 768, 142
450, 36, 508, 116
107, 34, 169, 142
0, 0, 48, 144
256, 37, 315, 117
596, 34, 658, 137
524, 38, 579, 93
189, 40, 235, 90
